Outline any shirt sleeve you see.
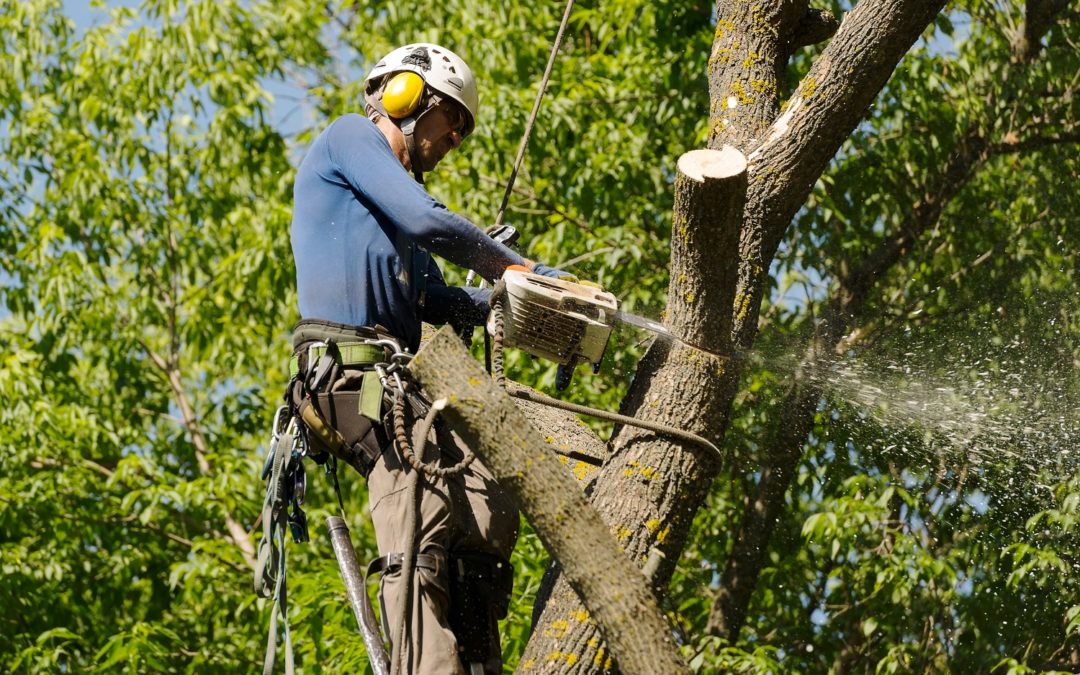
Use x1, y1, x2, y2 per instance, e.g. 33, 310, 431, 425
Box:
422, 257, 493, 329
326, 114, 525, 281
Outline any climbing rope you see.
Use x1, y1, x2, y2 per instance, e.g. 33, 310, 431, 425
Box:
393, 396, 477, 478
493, 0, 577, 228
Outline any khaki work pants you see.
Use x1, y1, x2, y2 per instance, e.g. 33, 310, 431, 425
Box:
368, 420, 519, 675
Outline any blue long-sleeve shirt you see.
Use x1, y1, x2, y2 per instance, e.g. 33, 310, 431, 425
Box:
290, 113, 525, 350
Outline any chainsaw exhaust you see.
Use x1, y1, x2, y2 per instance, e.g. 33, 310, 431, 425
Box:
327, 516, 390, 675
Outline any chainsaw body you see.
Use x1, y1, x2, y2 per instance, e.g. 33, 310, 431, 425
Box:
487, 269, 618, 367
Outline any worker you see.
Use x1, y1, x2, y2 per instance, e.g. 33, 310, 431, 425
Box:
288, 42, 569, 674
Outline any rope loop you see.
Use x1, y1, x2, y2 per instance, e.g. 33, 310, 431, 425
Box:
393, 396, 477, 478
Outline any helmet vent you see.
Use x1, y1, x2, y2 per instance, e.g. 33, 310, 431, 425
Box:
445, 77, 464, 91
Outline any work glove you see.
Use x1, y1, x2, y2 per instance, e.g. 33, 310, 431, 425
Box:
531, 263, 578, 282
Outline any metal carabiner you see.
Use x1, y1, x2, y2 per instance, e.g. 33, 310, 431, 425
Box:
364, 338, 403, 354
271, 405, 290, 441
291, 418, 308, 458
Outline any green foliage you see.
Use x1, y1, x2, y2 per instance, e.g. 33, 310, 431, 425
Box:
1, 0, 1077, 673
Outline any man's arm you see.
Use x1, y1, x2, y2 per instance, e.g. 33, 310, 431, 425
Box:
422, 258, 492, 330
327, 114, 525, 281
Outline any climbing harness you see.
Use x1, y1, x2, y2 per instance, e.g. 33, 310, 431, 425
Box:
258, 320, 504, 675
256, 324, 404, 675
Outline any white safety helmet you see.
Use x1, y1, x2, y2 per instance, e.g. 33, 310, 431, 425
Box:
364, 43, 479, 138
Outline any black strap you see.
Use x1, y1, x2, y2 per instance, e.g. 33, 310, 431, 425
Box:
366, 552, 442, 578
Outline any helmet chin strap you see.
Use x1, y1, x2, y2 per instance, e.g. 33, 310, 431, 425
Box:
398, 118, 425, 185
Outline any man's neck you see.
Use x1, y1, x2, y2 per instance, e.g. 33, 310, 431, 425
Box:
373, 115, 411, 171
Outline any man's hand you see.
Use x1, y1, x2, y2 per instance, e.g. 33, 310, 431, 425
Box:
531, 263, 578, 282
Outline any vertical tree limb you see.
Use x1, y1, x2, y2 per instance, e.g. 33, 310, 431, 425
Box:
524, 149, 747, 673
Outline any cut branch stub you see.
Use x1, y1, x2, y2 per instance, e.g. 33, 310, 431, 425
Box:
407, 327, 689, 675
668, 147, 747, 354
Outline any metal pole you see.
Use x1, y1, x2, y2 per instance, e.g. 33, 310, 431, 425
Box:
327, 516, 391, 675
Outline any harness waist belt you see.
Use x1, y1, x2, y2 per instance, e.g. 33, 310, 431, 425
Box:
289, 342, 387, 378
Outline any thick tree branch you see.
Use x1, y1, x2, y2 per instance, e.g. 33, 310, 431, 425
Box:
513, 395, 608, 478
733, 0, 948, 348
408, 327, 688, 675
789, 8, 841, 53
667, 148, 747, 351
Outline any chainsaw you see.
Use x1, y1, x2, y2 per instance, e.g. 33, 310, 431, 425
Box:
486, 267, 676, 388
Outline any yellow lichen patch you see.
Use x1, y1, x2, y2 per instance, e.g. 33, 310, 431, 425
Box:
685, 290, 696, 304
559, 455, 568, 465
708, 47, 733, 71
731, 80, 754, 105
467, 376, 481, 386
545, 436, 555, 444
546, 651, 578, 666
802, 76, 818, 99
639, 465, 657, 480
543, 618, 570, 639
646, 518, 662, 533
573, 609, 590, 623
741, 50, 761, 69
594, 646, 608, 666
572, 461, 593, 481
733, 291, 751, 326
521, 658, 536, 670
750, 78, 774, 95
714, 17, 736, 39
656, 525, 671, 544
612, 524, 633, 541
623, 459, 641, 477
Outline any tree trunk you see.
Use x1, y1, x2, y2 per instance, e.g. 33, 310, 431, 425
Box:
408, 327, 688, 675
522, 149, 747, 673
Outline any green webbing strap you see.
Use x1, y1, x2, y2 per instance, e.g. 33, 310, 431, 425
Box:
360, 370, 384, 421
256, 428, 297, 675
289, 342, 386, 378
263, 523, 295, 675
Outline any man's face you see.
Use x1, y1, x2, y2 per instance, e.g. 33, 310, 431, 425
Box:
414, 101, 467, 172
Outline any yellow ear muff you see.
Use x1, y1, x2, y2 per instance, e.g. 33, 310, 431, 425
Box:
382, 72, 426, 119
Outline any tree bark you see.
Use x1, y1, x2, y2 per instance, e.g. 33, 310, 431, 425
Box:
407, 327, 688, 675
513, 395, 608, 483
